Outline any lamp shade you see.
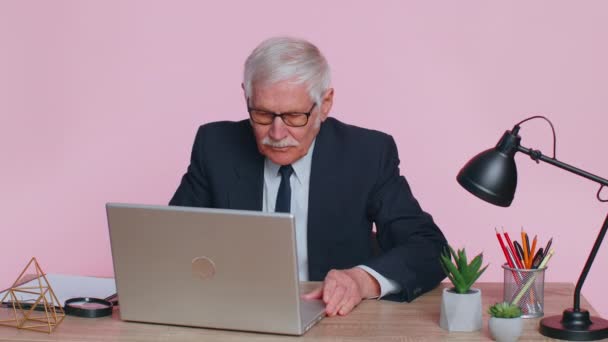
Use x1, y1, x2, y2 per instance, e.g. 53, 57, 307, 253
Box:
457, 130, 522, 207
457, 148, 517, 207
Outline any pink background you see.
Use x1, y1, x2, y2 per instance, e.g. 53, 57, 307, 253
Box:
2, 1, 607, 316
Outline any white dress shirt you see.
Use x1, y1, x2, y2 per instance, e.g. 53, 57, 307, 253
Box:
262, 140, 401, 298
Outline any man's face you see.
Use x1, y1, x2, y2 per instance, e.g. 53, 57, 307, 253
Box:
247, 81, 333, 165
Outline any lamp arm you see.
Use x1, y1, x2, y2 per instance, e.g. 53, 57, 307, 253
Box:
517, 144, 608, 312
517, 145, 608, 187
571, 213, 608, 312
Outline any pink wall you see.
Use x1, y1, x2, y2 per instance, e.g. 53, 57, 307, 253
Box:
2, 1, 607, 317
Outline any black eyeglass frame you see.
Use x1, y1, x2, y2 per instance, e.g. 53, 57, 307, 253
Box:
247, 100, 316, 127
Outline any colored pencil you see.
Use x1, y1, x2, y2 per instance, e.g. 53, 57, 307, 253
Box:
503, 229, 524, 269
495, 228, 515, 269
543, 238, 553, 259
513, 241, 525, 266
496, 228, 523, 284
528, 235, 537, 268
521, 229, 529, 268
511, 249, 554, 305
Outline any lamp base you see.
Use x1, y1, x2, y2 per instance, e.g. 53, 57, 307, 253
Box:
540, 308, 608, 341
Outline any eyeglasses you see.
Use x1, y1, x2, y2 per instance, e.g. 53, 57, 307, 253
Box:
247, 101, 316, 127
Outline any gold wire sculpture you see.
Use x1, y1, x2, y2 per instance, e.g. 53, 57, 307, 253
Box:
0, 257, 65, 333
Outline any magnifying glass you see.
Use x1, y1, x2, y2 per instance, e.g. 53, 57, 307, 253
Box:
64, 297, 114, 318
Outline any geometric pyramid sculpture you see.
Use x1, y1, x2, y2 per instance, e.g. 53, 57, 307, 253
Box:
0, 257, 65, 333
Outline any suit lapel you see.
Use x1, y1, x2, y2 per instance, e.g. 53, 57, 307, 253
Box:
229, 124, 264, 211
307, 119, 336, 280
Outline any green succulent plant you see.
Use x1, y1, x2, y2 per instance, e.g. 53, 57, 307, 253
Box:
488, 302, 522, 318
439, 245, 488, 294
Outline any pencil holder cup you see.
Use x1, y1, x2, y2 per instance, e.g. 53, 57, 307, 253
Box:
502, 264, 546, 318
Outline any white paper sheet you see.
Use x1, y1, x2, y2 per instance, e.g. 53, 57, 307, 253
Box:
0, 274, 116, 308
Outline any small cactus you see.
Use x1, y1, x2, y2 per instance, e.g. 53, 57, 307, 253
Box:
488, 302, 522, 318
439, 245, 488, 294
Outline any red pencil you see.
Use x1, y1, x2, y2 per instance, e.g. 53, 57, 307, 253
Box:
495, 228, 515, 269
495, 228, 523, 285
503, 228, 524, 269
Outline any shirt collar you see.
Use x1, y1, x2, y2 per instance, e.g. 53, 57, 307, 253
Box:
264, 139, 316, 186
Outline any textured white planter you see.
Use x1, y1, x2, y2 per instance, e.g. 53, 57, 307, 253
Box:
489, 316, 523, 342
439, 287, 482, 332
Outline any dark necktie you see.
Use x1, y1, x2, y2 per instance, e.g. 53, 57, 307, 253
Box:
275, 165, 294, 213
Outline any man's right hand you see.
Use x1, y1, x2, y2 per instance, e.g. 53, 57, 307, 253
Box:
302, 268, 380, 316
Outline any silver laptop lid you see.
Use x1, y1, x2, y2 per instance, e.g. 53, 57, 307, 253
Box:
106, 203, 307, 335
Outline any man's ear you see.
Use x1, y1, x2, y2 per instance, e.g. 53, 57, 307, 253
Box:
320, 88, 334, 122
241, 83, 248, 105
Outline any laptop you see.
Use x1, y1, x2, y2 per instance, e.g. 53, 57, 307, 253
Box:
106, 203, 325, 335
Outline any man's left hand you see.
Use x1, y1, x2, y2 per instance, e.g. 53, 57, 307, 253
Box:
302, 267, 380, 316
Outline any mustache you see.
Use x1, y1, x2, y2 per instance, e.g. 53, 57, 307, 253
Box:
262, 136, 300, 148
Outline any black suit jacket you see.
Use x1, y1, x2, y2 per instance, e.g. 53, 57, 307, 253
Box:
170, 117, 447, 302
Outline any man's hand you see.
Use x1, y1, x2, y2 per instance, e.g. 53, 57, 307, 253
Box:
302, 267, 381, 316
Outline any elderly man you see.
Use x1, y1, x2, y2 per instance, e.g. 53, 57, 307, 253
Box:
170, 37, 447, 316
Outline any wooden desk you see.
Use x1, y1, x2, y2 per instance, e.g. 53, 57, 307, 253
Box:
0, 282, 598, 341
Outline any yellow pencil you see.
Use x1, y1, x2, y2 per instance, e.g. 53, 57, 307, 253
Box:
512, 249, 555, 305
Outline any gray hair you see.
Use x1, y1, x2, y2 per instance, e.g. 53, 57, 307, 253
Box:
243, 37, 331, 106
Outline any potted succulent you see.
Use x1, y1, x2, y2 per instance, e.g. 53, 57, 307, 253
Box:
439, 245, 488, 332
488, 302, 523, 342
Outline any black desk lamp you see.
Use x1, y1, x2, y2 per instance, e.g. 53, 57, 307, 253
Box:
457, 116, 608, 341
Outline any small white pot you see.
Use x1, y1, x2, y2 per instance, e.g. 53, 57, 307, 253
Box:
489, 316, 523, 342
439, 287, 482, 332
